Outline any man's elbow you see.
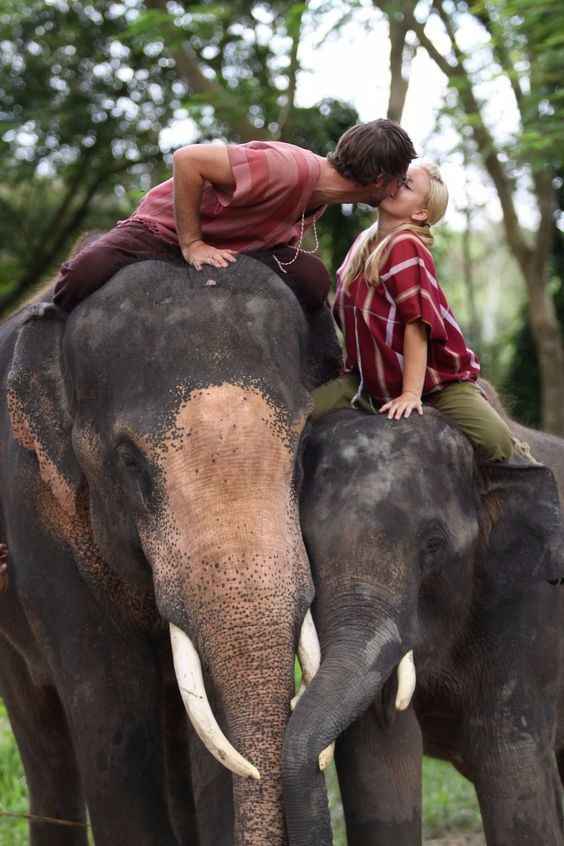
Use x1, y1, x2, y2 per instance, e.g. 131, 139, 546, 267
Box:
172, 144, 233, 188
173, 145, 197, 170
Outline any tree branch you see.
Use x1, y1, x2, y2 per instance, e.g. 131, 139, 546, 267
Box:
144, 0, 268, 141
465, 0, 524, 114
372, 1, 417, 122
531, 169, 556, 279
2, 151, 163, 312
406, 4, 532, 271
278, 2, 308, 138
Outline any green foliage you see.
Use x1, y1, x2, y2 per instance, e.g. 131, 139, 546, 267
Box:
0, 0, 366, 309
0, 0, 178, 305
503, 226, 564, 426
432, 222, 527, 386
124, 1, 309, 140
422, 758, 482, 838
0, 702, 27, 846
431, 0, 563, 233
464, 0, 564, 170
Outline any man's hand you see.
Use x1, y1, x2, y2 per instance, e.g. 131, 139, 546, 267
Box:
183, 240, 238, 271
379, 391, 423, 420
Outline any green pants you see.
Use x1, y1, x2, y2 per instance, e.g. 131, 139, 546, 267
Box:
311, 374, 514, 462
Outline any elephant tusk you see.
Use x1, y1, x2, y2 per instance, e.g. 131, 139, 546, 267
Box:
169, 624, 261, 781
293, 609, 335, 771
297, 608, 321, 686
395, 650, 416, 711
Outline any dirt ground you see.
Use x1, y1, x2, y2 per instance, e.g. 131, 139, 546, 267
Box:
425, 837, 485, 846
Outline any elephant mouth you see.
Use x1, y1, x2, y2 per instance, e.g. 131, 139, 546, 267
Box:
169, 609, 327, 780
170, 612, 416, 780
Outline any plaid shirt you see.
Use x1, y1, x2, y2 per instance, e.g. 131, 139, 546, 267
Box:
333, 232, 480, 403
126, 141, 326, 252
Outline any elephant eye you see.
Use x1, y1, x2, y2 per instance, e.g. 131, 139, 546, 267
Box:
418, 521, 449, 575
116, 441, 142, 471
423, 536, 445, 555
115, 440, 153, 505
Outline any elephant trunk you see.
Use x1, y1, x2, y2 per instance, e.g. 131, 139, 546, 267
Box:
282, 622, 408, 846
143, 384, 314, 846
209, 613, 297, 846
170, 623, 261, 780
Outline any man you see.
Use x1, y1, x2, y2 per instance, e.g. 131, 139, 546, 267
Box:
53, 119, 417, 312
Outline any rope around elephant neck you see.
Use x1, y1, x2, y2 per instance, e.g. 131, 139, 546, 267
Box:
0, 809, 90, 829
273, 209, 320, 273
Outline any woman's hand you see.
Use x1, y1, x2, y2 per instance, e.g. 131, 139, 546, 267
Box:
379, 391, 423, 420
183, 240, 237, 271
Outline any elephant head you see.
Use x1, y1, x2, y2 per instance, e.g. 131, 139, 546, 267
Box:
283, 406, 563, 846
6, 256, 341, 846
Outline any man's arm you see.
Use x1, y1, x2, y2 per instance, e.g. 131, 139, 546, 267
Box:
172, 144, 237, 270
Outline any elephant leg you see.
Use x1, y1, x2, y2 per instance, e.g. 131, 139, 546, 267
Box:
57, 629, 179, 846
189, 678, 234, 846
468, 742, 563, 845
0, 635, 87, 846
14, 541, 179, 846
335, 703, 422, 846
161, 678, 200, 845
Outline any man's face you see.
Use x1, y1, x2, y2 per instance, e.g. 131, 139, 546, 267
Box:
364, 174, 407, 207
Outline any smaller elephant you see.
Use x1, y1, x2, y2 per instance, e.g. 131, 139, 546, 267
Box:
284, 405, 564, 846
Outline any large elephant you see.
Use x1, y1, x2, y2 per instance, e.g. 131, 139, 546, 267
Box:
0, 254, 341, 846
284, 402, 564, 845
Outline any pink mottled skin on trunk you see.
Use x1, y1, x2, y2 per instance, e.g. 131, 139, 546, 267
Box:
141, 385, 313, 846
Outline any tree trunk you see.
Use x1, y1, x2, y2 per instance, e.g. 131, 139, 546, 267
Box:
373, 0, 416, 124
144, 0, 268, 142
461, 211, 481, 352
386, 16, 414, 122
404, 3, 564, 435
525, 265, 564, 434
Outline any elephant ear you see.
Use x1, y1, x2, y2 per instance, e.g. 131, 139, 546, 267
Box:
7, 303, 82, 516
479, 460, 564, 589
303, 304, 343, 391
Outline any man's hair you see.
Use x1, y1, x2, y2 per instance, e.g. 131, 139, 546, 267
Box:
328, 119, 417, 185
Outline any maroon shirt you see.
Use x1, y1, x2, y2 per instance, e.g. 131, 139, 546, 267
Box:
334, 232, 480, 403
124, 140, 327, 251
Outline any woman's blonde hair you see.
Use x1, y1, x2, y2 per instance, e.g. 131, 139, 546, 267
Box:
341, 161, 448, 290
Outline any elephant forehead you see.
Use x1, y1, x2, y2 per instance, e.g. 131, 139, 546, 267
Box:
307, 411, 477, 524
66, 257, 307, 367
149, 385, 304, 557
152, 383, 301, 471
139, 384, 311, 621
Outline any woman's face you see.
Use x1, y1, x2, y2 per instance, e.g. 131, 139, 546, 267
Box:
378, 165, 429, 223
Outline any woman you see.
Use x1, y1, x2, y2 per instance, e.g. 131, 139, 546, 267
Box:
313, 161, 515, 463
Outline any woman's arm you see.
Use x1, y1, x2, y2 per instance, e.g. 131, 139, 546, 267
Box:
380, 319, 428, 420
172, 144, 237, 270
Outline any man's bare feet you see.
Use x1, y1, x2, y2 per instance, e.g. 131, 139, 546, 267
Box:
0, 543, 8, 592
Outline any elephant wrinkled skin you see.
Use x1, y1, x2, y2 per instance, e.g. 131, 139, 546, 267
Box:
0, 255, 340, 846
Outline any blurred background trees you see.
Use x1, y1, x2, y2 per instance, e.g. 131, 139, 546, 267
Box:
1, 0, 562, 432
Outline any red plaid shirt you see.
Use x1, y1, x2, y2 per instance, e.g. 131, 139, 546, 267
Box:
333, 232, 480, 403
125, 141, 326, 252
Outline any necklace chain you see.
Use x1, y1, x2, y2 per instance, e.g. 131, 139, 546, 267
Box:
273, 210, 319, 273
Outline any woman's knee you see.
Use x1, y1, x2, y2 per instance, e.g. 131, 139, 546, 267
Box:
310, 375, 358, 421
430, 383, 514, 462
477, 424, 514, 462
